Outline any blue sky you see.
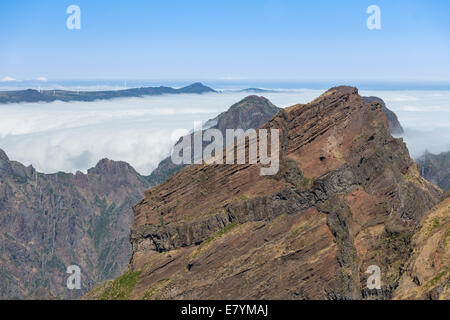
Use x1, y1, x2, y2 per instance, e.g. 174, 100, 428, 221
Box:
1, 0, 449, 82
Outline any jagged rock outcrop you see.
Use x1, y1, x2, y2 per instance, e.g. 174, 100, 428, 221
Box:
417, 150, 450, 191
363, 96, 404, 135
0, 152, 150, 299
147, 95, 280, 186
87, 86, 441, 300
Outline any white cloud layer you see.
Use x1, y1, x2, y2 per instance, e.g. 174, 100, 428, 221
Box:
0, 89, 449, 175
1, 76, 17, 82
0, 91, 319, 174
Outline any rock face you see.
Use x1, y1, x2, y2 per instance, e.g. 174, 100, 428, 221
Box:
0, 153, 150, 299
147, 95, 280, 186
87, 86, 441, 300
394, 196, 449, 300
0, 94, 281, 300
363, 96, 404, 135
417, 151, 450, 191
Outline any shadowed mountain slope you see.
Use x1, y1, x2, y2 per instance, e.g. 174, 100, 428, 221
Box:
417, 150, 450, 191
363, 96, 404, 135
147, 95, 280, 186
0, 152, 150, 299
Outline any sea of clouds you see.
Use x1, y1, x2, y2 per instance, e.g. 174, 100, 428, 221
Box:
360, 90, 450, 159
0, 90, 320, 175
0, 89, 449, 175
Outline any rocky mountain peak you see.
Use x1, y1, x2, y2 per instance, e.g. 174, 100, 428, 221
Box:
224, 95, 277, 115
0, 149, 12, 177
0, 148, 9, 162
231, 94, 272, 106
88, 158, 137, 175
363, 96, 404, 135
146, 95, 280, 187
324, 85, 359, 96
215, 95, 279, 132
87, 86, 441, 300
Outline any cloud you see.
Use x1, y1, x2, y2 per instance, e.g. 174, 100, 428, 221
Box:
401, 127, 450, 159
0, 91, 319, 175
36, 77, 48, 82
1, 76, 17, 82
0, 89, 449, 175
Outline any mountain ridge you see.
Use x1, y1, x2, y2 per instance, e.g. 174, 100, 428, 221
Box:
0, 93, 282, 299
86, 86, 442, 300
0, 151, 151, 299
362, 96, 404, 135
0, 82, 216, 104
147, 95, 280, 186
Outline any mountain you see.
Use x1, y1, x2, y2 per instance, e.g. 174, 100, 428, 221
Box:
87, 86, 441, 300
239, 88, 278, 93
0, 82, 216, 104
147, 95, 280, 186
0, 94, 280, 299
363, 96, 404, 135
417, 150, 450, 191
0, 151, 150, 299
175, 82, 216, 94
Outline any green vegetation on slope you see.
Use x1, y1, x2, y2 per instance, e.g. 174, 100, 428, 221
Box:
98, 270, 142, 300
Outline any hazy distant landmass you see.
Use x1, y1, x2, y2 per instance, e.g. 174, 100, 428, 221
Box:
0, 82, 216, 104
238, 88, 278, 93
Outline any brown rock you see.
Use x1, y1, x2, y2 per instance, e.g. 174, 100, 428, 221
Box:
88, 86, 441, 300
0, 155, 150, 299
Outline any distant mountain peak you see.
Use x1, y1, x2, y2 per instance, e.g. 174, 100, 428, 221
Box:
236, 94, 270, 103
228, 95, 276, 110
146, 95, 280, 186
177, 82, 217, 93
189, 82, 205, 86
0, 82, 217, 104
239, 88, 277, 93
88, 158, 137, 175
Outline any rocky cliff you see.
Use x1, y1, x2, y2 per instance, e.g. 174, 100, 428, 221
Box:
0, 152, 150, 299
87, 86, 442, 300
363, 96, 404, 135
394, 196, 449, 299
